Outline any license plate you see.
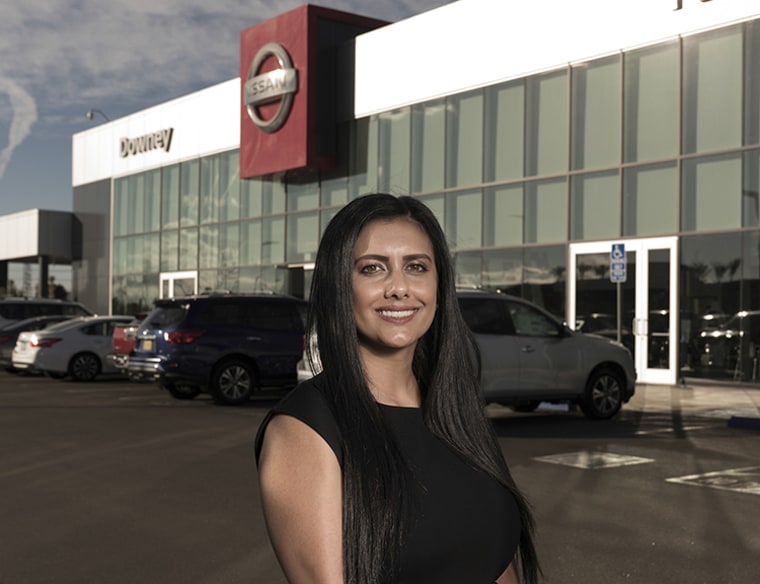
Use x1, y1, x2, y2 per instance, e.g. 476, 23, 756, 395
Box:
142, 339, 154, 351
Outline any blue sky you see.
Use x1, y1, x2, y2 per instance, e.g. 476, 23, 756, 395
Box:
0, 0, 454, 218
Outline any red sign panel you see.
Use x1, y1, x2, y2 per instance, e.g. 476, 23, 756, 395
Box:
239, 5, 386, 179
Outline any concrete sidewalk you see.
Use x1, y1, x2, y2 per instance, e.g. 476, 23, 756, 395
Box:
631, 379, 760, 429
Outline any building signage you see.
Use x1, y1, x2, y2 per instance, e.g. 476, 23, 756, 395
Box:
238, 5, 385, 179
610, 243, 626, 283
120, 128, 174, 158
244, 42, 298, 134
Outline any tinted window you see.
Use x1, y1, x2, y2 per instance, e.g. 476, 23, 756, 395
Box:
247, 302, 303, 331
458, 298, 514, 335
508, 302, 562, 337
148, 306, 188, 327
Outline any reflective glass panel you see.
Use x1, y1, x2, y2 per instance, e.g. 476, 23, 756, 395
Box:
162, 164, 180, 229
378, 109, 410, 194
682, 153, 742, 232
623, 41, 679, 163
683, 25, 743, 154
179, 227, 198, 271
571, 56, 621, 170
446, 190, 482, 250
262, 217, 285, 264
180, 160, 199, 227
746, 21, 760, 146
524, 178, 567, 244
199, 225, 218, 270
240, 220, 262, 266
484, 185, 523, 247
145, 169, 161, 232
526, 70, 569, 176
744, 150, 760, 228
523, 245, 566, 318
622, 162, 678, 236
484, 81, 524, 182
349, 117, 379, 198
287, 212, 319, 263
483, 248, 522, 296
160, 230, 178, 272
453, 251, 482, 288
570, 170, 620, 241
411, 100, 445, 193
219, 150, 240, 222
446, 90, 483, 188
113, 178, 128, 237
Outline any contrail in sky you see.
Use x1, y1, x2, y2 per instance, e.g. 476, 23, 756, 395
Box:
0, 78, 37, 178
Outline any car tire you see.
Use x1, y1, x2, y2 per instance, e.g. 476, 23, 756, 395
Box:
68, 353, 101, 382
510, 400, 541, 413
211, 359, 256, 405
580, 366, 624, 420
162, 383, 201, 400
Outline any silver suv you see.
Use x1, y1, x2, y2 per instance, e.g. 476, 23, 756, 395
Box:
298, 290, 636, 419
457, 290, 635, 419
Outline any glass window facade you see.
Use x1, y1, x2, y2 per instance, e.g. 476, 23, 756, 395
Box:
109, 18, 760, 385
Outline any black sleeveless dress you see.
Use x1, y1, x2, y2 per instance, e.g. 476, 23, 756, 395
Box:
255, 374, 521, 584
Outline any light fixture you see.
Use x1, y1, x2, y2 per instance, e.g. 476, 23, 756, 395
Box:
86, 108, 110, 122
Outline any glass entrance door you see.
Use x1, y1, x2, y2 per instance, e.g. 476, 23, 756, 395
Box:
159, 271, 198, 299
569, 237, 678, 385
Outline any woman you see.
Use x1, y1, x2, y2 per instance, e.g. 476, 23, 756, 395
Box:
255, 193, 539, 584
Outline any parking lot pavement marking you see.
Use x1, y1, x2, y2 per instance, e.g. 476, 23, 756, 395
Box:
634, 424, 714, 436
665, 466, 760, 496
534, 451, 655, 469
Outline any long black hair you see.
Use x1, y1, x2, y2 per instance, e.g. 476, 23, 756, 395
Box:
308, 193, 539, 584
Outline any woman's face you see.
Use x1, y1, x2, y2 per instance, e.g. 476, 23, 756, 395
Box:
351, 216, 437, 356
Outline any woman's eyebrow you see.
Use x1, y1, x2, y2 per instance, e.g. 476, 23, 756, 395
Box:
354, 253, 432, 264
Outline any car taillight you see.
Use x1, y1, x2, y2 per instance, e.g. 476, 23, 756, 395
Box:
164, 330, 204, 344
31, 338, 62, 348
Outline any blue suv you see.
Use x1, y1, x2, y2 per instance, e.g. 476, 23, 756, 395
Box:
126, 294, 306, 405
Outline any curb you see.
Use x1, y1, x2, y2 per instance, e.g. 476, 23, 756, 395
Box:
727, 416, 760, 430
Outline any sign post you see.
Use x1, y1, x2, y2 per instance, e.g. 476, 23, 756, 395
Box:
610, 244, 626, 344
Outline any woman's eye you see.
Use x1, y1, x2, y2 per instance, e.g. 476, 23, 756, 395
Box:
359, 264, 382, 275
407, 263, 427, 272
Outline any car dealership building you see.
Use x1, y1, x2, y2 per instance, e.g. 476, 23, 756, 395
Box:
5, 0, 760, 386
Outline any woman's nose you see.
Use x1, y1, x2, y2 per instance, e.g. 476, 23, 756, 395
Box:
385, 270, 409, 298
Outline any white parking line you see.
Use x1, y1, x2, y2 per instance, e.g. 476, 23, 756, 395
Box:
634, 424, 713, 435
534, 451, 655, 469
666, 466, 760, 496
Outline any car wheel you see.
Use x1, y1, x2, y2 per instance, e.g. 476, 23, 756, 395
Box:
162, 383, 201, 400
510, 400, 541, 413
580, 366, 624, 420
211, 359, 256, 405
68, 353, 101, 382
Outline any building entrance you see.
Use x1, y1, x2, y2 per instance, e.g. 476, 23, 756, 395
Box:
159, 271, 198, 299
568, 237, 678, 385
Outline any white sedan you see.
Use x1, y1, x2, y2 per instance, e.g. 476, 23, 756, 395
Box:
12, 315, 134, 381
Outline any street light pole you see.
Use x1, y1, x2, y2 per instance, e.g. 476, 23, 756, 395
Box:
86, 108, 110, 122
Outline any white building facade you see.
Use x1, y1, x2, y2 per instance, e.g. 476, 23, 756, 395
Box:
70, 0, 760, 386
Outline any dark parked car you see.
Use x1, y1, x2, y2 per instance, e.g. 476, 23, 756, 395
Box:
126, 294, 306, 405
457, 290, 636, 419
575, 312, 634, 354
0, 298, 92, 328
0, 315, 78, 371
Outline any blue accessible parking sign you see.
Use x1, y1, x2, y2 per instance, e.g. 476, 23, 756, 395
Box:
610, 243, 626, 283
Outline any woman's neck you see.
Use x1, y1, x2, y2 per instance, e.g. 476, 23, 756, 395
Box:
359, 347, 420, 407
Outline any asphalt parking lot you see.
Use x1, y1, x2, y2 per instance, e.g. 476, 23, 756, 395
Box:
1, 371, 759, 584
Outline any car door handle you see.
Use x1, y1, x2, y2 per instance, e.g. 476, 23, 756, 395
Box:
521, 345, 535, 353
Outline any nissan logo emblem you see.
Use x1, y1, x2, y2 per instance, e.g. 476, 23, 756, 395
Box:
243, 42, 298, 133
